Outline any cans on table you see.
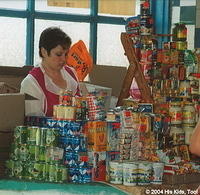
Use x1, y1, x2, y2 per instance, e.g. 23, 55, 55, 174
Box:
18, 144, 29, 161
27, 126, 40, 145
109, 161, 123, 184
46, 128, 59, 147
123, 162, 138, 186
14, 126, 27, 144
151, 162, 164, 185
29, 145, 40, 162
137, 161, 152, 185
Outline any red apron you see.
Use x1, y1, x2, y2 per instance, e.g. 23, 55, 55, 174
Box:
29, 66, 80, 117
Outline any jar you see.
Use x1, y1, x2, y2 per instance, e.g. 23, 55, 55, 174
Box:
179, 80, 191, 98
169, 102, 182, 125
182, 125, 195, 145
172, 23, 187, 41
170, 125, 185, 145
182, 102, 196, 124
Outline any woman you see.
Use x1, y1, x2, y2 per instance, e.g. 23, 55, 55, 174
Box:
189, 120, 200, 156
20, 27, 81, 117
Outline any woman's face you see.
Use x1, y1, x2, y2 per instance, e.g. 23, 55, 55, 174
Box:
42, 45, 69, 71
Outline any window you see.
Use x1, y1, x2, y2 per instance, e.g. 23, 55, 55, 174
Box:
0, 0, 140, 67
0, 17, 26, 67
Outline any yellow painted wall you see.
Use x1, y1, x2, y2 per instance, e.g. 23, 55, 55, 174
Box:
48, 0, 136, 16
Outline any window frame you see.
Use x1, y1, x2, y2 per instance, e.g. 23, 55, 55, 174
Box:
0, 0, 170, 66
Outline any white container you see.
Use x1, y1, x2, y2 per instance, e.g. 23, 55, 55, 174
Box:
182, 102, 196, 124
151, 162, 164, 185
137, 161, 152, 185
123, 162, 138, 186
109, 161, 123, 184
183, 125, 195, 145
169, 102, 182, 125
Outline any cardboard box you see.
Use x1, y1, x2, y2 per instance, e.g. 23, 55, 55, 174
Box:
0, 82, 18, 94
0, 66, 33, 91
0, 132, 13, 148
89, 64, 127, 97
0, 93, 25, 131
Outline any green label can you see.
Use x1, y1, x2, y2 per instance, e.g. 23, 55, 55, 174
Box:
14, 126, 27, 144
28, 126, 40, 145
45, 163, 50, 182
40, 127, 47, 146
46, 128, 59, 147
13, 160, 23, 179
19, 144, 29, 161
49, 163, 57, 182
56, 165, 68, 183
29, 145, 40, 162
29, 162, 44, 180
39, 146, 46, 162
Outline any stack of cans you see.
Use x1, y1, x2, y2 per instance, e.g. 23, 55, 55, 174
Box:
57, 120, 92, 183
86, 95, 106, 121
6, 125, 67, 183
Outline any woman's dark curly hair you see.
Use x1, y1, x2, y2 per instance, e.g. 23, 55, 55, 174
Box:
39, 27, 72, 57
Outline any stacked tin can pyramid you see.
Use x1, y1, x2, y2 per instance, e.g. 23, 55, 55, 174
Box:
5, 90, 93, 183
6, 121, 67, 183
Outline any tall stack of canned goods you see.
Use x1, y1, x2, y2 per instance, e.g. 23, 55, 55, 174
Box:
51, 91, 92, 183
6, 124, 67, 183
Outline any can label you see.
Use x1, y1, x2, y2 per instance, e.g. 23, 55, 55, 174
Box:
28, 126, 40, 145
14, 126, 27, 144
109, 161, 123, 184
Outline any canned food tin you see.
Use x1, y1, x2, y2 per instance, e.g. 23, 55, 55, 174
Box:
137, 161, 152, 185
151, 162, 164, 185
63, 106, 76, 120
47, 118, 58, 128
39, 146, 46, 162
169, 102, 182, 125
27, 126, 40, 145
14, 126, 27, 144
182, 102, 196, 124
59, 90, 73, 106
29, 162, 44, 180
170, 125, 185, 145
183, 125, 195, 145
46, 128, 59, 147
56, 165, 68, 183
123, 162, 138, 186
179, 80, 191, 98
13, 160, 23, 178
109, 161, 123, 184
176, 41, 187, 51
40, 127, 47, 146
29, 145, 40, 161
49, 163, 57, 182
19, 144, 29, 161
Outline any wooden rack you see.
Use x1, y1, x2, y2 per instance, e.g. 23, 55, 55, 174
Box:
117, 32, 153, 106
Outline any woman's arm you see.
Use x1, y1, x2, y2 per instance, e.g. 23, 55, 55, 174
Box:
189, 119, 200, 156
20, 75, 45, 116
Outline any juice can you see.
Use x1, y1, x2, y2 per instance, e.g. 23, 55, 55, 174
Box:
14, 126, 27, 144
27, 126, 40, 145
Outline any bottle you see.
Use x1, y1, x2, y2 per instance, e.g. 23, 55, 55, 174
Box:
169, 102, 182, 125
182, 102, 196, 125
172, 23, 187, 42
